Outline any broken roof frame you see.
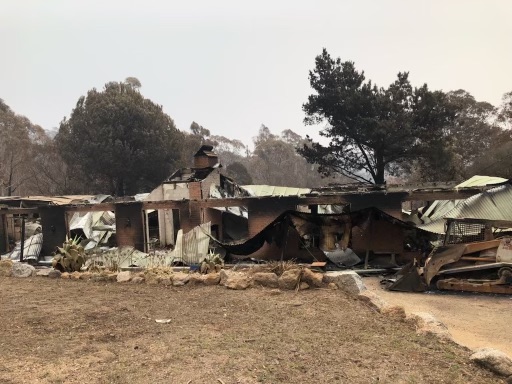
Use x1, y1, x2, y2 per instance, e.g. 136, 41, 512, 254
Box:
0, 181, 508, 216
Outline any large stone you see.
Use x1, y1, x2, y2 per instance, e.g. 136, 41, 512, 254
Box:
116, 271, 132, 283
36, 268, 52, 277
91, 273, 108, 282
299, 282, 310, 290
221, 270, 251, 290
301, 268, 324, 288
408, 312, 452, 340
278, 269, 301, 290
252, 272, 279, 288
471, 348, 512, 377
357, 290, 388, 313
188, 272, 221, 285
219, 269, 230, 285
60, 272, 70, 279
0, 259, 13, 277
323, 271, 366, 295
172, 272, 190, 286
226, 276, 251, 290
48, 269, 62, 279
11, 263, 36, 278
188, 273, 203, 285
201, 272, 221, 286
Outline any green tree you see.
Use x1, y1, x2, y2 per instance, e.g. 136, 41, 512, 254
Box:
0, 99, 49, 196
498, 91, 512, 130
225, 162, 253, 185
248, 125, 340, 187
444, 90, 502, 175
124, 77, 142, 89
299, 49, 455, 184
56, 82, 183, 196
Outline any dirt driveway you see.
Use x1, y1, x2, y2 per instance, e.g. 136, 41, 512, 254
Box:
365, 277, 512, 357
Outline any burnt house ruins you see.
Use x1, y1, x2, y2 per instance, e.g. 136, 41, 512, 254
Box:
0, 146, 508, 271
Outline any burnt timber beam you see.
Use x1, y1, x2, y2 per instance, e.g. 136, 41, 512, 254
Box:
142, 201, 189, 210
64, 203, 116, 212
193, 195, 351, 208
402, 189, 490, 201
44, 185, 495, 213
0, 207, 39, 215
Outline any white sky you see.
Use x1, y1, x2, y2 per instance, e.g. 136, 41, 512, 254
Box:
1, 0, 511, 144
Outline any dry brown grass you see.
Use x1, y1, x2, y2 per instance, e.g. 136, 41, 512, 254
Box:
247, 260, 300, 276
0, 276, 500, 384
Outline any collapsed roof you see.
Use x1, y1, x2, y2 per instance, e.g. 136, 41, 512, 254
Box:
418, 182, 512, 234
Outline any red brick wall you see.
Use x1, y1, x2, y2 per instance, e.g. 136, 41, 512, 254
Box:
247, 200, 297, 237
351, 219, 404, 254
178, 203, 202, 234
203, 208, 223, 239
188, 182, 203, 200
193, 155, 219, 168
115, 203, 145, 251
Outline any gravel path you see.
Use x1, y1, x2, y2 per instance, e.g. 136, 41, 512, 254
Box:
365, 276, 512, 357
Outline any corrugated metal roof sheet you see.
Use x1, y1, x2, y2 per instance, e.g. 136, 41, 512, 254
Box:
421, 175, 508, 223
242, 185, 311, 197
0, 195, 108, 206
7, 233, 43, 260
444, 184, 512, 220
418, 184, 512, 234
455, 175, 507, 188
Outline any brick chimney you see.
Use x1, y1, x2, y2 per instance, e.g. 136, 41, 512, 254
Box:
193, 145, 219, 168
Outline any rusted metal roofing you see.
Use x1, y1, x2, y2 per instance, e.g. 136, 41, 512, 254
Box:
242, 185, 311, 197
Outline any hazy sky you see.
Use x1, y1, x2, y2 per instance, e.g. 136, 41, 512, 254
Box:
1, 0, 511, 144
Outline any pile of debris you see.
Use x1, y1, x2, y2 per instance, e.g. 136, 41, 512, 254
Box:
389, 218, 512, 294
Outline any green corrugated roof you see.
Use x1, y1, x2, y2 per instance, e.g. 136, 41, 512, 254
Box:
455, 175, 507, 188
241, 185, 311, 197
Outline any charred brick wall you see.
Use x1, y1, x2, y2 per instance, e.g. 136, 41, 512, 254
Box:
247, 199, 297, 237
203, 208, 223, 239
115, 202, 145, 251
351, 218, 404, 254
346, 194, 405, 219
40, 205, 67, 256
239, 228, 324, 262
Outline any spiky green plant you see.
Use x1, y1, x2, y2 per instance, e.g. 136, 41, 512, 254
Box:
52, 235, 86, 272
